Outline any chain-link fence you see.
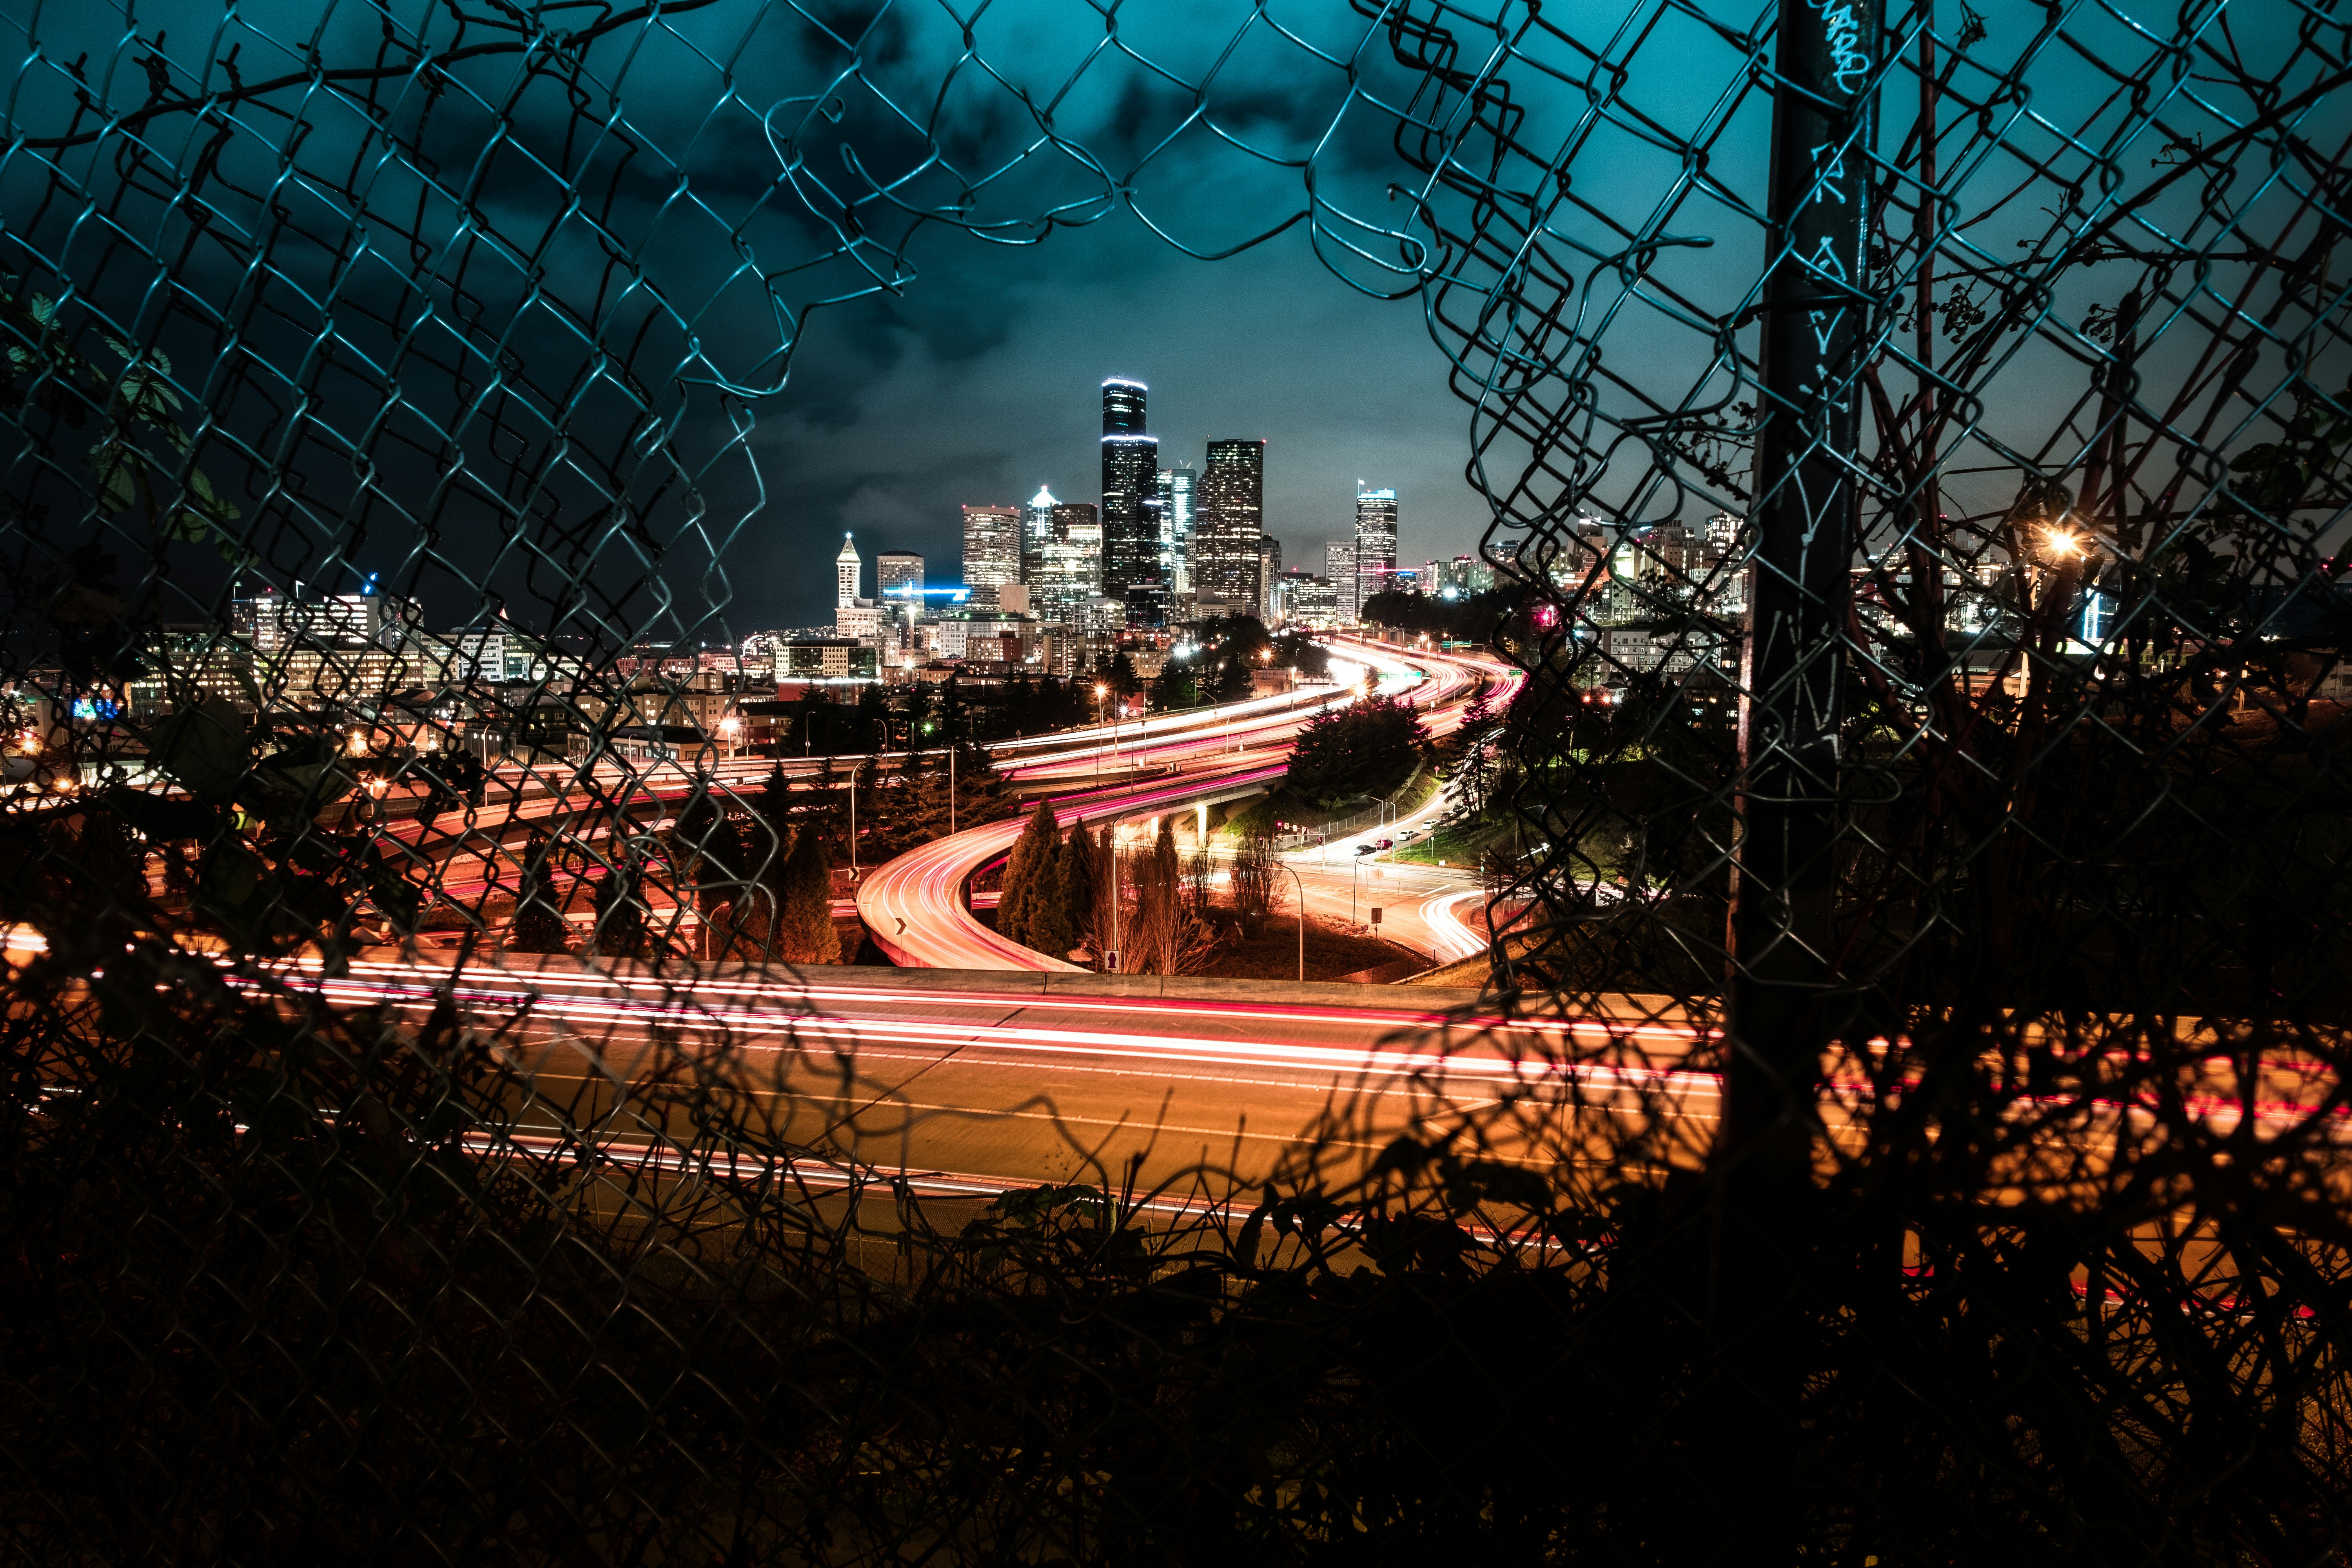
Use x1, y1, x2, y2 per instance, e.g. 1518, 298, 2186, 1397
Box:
4, 0, 2350, 1560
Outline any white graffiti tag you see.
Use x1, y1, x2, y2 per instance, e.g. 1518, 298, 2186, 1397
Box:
1811, 0, 1871, 95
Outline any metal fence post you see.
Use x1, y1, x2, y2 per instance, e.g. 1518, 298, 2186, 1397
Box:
1726, 0, 1884, 1171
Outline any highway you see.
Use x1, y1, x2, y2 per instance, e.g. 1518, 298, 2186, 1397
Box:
350, 676, 1343, 825
365, 642, 1454, 942
8, 920, 2328, 1209
309, 953, 1717, 1201
860, 639, 1521, 971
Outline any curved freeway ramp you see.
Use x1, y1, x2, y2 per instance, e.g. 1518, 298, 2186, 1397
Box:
858, 641, 1517, 971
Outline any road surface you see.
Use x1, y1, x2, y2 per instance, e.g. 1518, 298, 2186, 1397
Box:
311, 952, 1719, 1200
860, 639, 1523, 972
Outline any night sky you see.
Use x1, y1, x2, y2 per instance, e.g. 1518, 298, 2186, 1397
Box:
6, 1, 2330, 650
754, 214, 1483, 631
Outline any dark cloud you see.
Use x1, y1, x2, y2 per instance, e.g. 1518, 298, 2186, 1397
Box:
737, 209, 1488, 632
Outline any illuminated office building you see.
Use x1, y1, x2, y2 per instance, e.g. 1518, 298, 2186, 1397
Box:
1355, 487, 1398, 601
1022, 485, 1056, 585
1159, 464, 1196, 595
1033, 502, 1102, 630
961, 505, 1021, 606
1326, 539, 1359, 619
1100, 377, 1165, 626
877, 551, 923, 602
1194, 438, 1265, 613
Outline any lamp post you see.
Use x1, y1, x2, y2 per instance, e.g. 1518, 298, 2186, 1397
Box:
1093, 682, 1109, 786
1272, 857, 1305, 982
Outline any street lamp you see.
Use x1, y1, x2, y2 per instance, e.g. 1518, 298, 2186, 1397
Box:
1271, 856, 1306, 982
1093, 681, 1109, 785
718, 711, 742, 760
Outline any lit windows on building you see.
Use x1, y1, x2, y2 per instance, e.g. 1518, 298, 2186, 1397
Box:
1100, 379, 1164, 626
1194, 439, 1265, 613
1354, 487, 1398, 598
1326, 539, 1359, 619
836, 533, 863, 609
1159, 465, 1196, 595
961, 504, 1022, 606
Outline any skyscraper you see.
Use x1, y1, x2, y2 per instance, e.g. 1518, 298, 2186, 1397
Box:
1257, 535, 1283, 623
1194, 439, 1265, 614
1099, 377, 1165, 626
1101, 377, 1146, 436
1022, 485, 1056, 585
1355, 487, 1398, 603
877, 551, 923, 602
1325, 539, 1359, 619
1158, 464, 1196, 595
1051, 501, 1101, 568
962, 504, 1021, 606
1033, 501, 1102, 630
835, 533, 862, 609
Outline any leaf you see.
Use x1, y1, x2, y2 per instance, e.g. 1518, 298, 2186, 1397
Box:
187, 467, 241, 519
1369, 1134, 1434, 1179
89, 439, 139, 514
198, 840, 266, 914
145, 698, 253, 801
101, 783, 224, 843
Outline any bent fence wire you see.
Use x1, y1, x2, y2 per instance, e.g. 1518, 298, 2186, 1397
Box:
3, 0, 2350, 1560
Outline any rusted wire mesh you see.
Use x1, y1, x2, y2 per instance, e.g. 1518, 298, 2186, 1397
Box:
3, 1, 2349, 1561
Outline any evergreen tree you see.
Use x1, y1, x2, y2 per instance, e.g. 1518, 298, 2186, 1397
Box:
777, 823, 840, 964
806, 751, 840, 847
590, 856, 649, 958
951, 737, 1003, 829
506, 834, 571, 954
1287, 694, 1430, 806
1098, 650, 1141, 699
937, 672, 967, 739
1149, 658, 1200, 713
1444, 685, 1498, 813
670, 788, 743, 913
724, 809, 790, 956
1004, 672, 1034, 735
1025, 829, 1073, 960
889, 744, 931, 851
1094, 822, 1123, 966
901, 682, 936, 752
999, 800, 1058, 947
756, 762, 793, 839
1056, 820, 1098, 957
850, 753, 880, 863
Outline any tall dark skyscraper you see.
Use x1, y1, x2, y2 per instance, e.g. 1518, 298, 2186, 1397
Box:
1355, 487, 1399, 601
1099, 377, 1165, 626
1194, 438, 1265, 613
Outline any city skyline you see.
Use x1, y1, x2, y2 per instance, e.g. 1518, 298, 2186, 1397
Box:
746, 217, 1481, 633
828, 371, 1411, 630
